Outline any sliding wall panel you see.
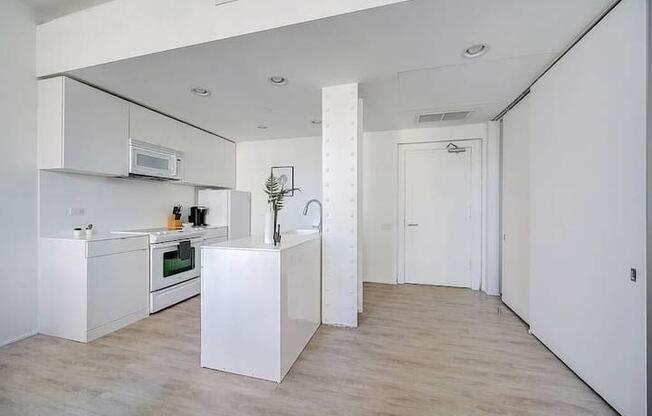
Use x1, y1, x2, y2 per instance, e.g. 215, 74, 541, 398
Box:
528, 1, 646, 414
501, 96, 530, 323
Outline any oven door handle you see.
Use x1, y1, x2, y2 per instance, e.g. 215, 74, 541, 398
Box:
151, 238, 203, 250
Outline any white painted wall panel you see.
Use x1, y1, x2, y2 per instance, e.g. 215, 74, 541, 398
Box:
236, 136, 322, 236
39, 171, 196, 236
361, 124, 492, 285
528, 1, 646, 414
501, 96, 530, 323
0, 0, 38, 346
484, 121, 501, 295
322, 84, 360, 327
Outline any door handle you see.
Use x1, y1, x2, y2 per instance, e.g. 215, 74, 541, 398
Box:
407, 223, 419, 227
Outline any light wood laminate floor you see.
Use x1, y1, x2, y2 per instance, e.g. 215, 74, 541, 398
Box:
0, 283, 615, 416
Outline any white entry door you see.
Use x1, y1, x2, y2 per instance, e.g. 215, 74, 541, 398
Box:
399, 141, 481, 288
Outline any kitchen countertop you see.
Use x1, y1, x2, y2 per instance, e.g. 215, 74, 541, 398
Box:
41, 232, 147, 242
202, 230, 320, 252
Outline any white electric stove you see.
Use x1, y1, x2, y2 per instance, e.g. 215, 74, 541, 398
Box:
113, 226, 227, 313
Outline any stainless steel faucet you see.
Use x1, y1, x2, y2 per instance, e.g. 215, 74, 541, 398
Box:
302, 199, 323, 233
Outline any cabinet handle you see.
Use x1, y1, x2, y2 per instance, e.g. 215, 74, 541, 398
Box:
407, 223, 419, 227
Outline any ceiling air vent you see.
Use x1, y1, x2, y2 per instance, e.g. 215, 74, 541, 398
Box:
416, 110, 472, 124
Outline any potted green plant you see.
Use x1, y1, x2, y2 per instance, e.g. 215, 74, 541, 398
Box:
264, 174, 300, 245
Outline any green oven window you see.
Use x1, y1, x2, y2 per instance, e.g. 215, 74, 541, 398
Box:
163, 248, 195, 277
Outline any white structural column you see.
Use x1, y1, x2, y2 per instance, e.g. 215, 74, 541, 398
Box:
322, 83, 362, 327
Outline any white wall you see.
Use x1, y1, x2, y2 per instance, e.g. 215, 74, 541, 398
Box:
36, 0, 408, 76
361, 124, 495, 286
236, 123, 500, 296
501, 96, 530, 322
39, 172, 196, 236
525, 0, 646, 414
0, 0, 38, 346
236, 136, 322, 236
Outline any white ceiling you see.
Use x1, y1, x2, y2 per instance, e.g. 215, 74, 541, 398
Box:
22, 0, 113, 22
67, 0, 613, 141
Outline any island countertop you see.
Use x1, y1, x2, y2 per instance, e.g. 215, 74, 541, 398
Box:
202, 230, 319, 252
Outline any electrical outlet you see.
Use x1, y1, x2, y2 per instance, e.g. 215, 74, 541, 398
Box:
68, 208, 85, 216
630, 268, 637, 282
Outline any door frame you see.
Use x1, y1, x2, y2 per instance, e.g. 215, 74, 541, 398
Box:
397, 139, 483, 289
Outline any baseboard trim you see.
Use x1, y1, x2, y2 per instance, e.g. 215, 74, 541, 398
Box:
0, 331, 38, 348
528, 329, 621, 416
363, 280, 398, 285
86, 308, 149, 342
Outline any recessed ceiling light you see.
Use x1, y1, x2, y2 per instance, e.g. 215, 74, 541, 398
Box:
463, 44, 488, 58
257, 125, 268, 130
191, 87, 211, 97
269, 76, 287, 86
311, 120, 322, 125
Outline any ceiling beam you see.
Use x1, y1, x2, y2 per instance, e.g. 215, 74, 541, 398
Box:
36, 0, 409, 77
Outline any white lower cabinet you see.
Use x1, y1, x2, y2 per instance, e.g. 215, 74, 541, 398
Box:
39, 235, 150, 343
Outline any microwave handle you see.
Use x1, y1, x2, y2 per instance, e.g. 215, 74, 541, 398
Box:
175, 157, 183, 178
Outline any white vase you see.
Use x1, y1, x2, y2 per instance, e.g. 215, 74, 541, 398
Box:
264, 210, 274, 244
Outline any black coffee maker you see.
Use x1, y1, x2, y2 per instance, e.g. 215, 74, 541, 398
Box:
189, 206, 208, 226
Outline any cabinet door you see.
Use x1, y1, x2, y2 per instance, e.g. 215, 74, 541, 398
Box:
222, 139, 236, 189
182, 126, 224, 187
129, 104, 184, 150
181, 126, 208, 186
63, 78, 130, 176
87, 249, 149, 330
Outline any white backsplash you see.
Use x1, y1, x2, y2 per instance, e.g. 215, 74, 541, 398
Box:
39, 171, 196, 236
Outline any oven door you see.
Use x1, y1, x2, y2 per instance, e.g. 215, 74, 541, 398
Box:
150, 239, 201, 292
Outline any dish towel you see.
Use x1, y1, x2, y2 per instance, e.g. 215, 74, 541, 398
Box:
178, 240, 192, 261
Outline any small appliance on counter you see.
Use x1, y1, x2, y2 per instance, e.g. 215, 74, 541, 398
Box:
198, 190, 251, 240
72, 224, 95, 237
189, 206, 209, 227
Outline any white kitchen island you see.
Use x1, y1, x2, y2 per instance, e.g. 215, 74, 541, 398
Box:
200, 230, 321, 382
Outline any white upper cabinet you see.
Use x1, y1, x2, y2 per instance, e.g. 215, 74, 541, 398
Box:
222, 140, 236, 189
129, 104, 184, 150
38, 77, 235, 187
181, 126, 235, 188
129, 103, 234, 188
38, 77, 129, 176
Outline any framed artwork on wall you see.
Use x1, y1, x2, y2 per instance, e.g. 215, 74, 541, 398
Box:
271, 166, 295, 196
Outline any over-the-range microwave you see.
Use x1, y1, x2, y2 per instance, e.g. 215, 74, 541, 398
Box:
129, 139, 184, 181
